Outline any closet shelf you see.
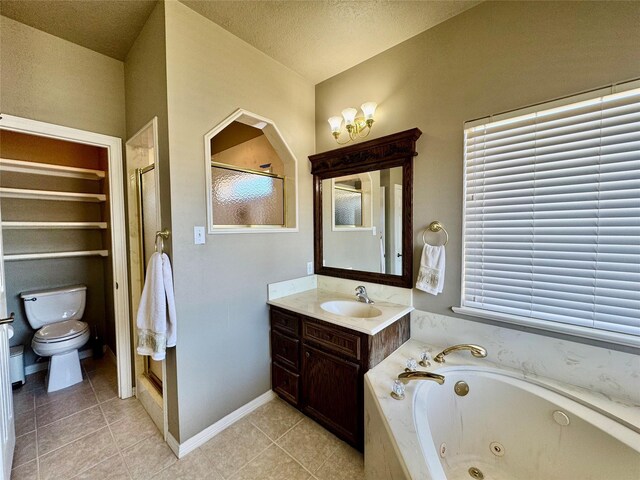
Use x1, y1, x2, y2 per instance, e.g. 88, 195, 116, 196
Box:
0, 158, 105, 180
3, 250, 109, 261
1, 221, 108, 230
0, 187, 106, 203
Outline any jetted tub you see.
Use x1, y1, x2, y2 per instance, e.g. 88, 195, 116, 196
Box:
414, 367, 640, 480
364, 341, 640, 480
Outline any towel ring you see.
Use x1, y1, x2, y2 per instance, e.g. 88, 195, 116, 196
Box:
422, 221, 448, 246
155, 229, 170, 253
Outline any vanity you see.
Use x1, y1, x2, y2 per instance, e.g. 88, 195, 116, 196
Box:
268, 128, 422, 449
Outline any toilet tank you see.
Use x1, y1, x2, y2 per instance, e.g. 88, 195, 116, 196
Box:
21, 285, 87, 329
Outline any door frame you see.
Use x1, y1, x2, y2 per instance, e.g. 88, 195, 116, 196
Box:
125, 117, 169, 439
0, 114, 133, 398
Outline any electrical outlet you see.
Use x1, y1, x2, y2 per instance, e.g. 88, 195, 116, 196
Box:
194, 226, 205, 245
307, 261, 313, 275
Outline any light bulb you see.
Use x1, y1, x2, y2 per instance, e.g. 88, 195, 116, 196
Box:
361, 102, 377, 121
341, 108, 358, 126
328, 116, 343, 134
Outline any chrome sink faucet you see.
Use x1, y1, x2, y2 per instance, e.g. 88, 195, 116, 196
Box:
355, 285, 374, 304
434, 344, 487, 363
397, 371, 445, 385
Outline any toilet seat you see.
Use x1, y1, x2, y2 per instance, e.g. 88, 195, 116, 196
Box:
33, 319, 89, 343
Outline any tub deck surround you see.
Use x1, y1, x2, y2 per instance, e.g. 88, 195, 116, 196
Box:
267, 288, 414, 335
365, 340, 640, 480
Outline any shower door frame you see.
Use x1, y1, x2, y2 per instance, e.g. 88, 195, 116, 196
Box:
135, 164, 164, 393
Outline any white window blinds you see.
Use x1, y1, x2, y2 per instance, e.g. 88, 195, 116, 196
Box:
461, 83, 640, 345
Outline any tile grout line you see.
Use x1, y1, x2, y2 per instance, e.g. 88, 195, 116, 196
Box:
276, 443, 319, 478
89, 366, 134, 480
270, 418, 341, 476
312, 444, 342, 478
195, 447, 227, 480
224, 440, 275, 480
36, 368, 112, 478
34, 388, 41, 480
248, 415, 327, 478
248, 414, 304, 443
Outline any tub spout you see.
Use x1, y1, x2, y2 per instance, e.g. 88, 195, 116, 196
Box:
397, 371, 445, 385
434, 344, 487, 363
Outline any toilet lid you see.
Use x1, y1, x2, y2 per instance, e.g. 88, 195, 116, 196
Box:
34, 320, 89, 343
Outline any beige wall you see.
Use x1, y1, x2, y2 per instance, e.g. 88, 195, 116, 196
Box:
316, 1, 640, 323
0, 14, 126, 365
163, 1, 315, 442
0, 15, 125, 139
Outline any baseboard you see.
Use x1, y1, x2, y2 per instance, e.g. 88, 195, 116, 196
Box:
167, 390, 276, 458
24, 346, 109, 376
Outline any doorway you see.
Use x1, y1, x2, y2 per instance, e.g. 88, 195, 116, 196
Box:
125, 118, 167, 437
0, 114, 132, 399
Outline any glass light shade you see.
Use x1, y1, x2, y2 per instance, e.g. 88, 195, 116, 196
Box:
341, 108, 358, 126
328, 116, 343, 134
361, 102, 377, 121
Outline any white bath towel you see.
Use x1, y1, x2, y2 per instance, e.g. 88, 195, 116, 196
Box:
416, 244, 445, 295
136, 252, 177, 360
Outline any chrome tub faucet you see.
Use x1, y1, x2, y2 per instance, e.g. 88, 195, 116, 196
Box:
355, 285, 374, 304
434, 344, 487, 363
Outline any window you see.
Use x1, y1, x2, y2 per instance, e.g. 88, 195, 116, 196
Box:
204, 109, 298, 233
456, 82, 640, 347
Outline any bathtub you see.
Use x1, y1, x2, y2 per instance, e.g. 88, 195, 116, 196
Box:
364, 341, 640, 480
414, 367, 640, 480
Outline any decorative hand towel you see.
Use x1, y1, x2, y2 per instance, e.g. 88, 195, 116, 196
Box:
416, 244, 445, 295
136, 252, 177, 360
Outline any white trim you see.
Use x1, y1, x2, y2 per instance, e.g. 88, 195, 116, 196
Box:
166, 390, 276, 458
203, 108, 299, 234
0, 114, 133, 399
452, 306, 640, 349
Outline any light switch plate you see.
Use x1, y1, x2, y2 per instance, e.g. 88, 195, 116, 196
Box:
194, 226, 205, 245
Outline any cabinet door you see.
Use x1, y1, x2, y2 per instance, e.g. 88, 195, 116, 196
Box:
302, 344, 360, 445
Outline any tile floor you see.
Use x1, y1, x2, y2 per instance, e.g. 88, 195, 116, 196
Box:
11, 356, 364, 479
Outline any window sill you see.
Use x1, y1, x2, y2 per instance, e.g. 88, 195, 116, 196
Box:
209, 226, 299, 235
451, 306, 640, 349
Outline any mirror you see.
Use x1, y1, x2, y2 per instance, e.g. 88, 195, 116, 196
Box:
323, 168, 403, 274
309, 128, 422, 288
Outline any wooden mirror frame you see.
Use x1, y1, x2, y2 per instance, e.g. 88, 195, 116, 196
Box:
309, 128, 422, 288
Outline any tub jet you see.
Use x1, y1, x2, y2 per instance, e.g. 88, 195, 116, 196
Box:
468, 467, 484, 479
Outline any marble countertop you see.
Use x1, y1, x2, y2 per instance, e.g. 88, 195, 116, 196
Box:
365, 339, 640, 480
267, 288, 413, 335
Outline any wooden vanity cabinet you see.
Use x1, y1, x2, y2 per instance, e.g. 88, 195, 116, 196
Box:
270, 306, 410, 450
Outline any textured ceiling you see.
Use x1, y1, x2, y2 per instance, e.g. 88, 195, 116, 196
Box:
179, 0, 482, 83
0, 0, 481, 83
0, 0, 157, 60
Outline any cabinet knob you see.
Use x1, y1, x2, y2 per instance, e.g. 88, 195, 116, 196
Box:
305, 351, 310, 358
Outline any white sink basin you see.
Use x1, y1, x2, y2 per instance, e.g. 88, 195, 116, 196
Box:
321, 300, 382, 319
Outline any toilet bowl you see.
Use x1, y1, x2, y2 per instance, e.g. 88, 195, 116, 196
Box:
21, 285, 90, 392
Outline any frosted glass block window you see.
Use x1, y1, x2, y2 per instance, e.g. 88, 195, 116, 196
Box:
211, 165, 285, 226
334, 187, 363, 226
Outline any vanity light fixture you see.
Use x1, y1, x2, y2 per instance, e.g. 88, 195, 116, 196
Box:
328, 102, 377, 144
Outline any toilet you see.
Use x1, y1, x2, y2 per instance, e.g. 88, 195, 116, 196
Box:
21, 285, 90, 392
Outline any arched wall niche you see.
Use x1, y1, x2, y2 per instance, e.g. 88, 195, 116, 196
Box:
204, 109, 299, 233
